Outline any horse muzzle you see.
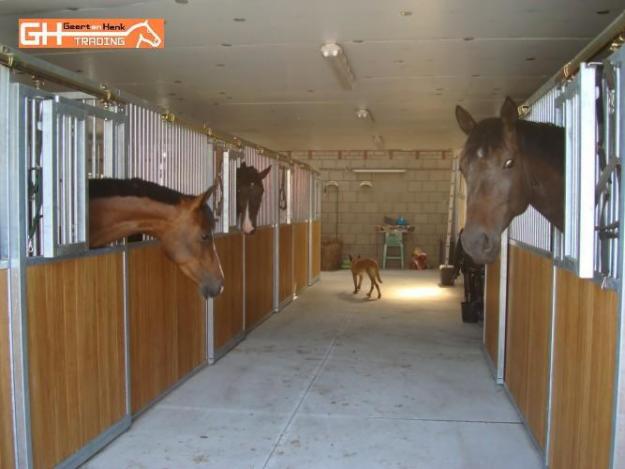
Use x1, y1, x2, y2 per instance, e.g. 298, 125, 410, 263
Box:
200, 278, 224, 299
461, 228, 501, 264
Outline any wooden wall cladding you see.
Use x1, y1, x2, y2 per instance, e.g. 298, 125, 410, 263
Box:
26, 254, 126, 469
279, 224, 293, 303
549, 268, 617, 469
245, 227, 274, 331
505, 245, 551, 449
294, 222, 309, 293
0, 269, 14, 469
128, 244, 206, 414
311, 220, 321, 279
484, 259, 500, 366
213, 233, 244, 350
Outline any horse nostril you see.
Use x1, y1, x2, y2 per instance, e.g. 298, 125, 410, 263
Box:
481, 233, 492, 252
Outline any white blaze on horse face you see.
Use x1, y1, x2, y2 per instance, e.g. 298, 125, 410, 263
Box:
242, 203, 254, 234
477, 147, 485, 159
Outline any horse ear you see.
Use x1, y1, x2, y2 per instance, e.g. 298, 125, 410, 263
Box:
455, 105, 476, 135
259, 166, 271, 180
500, 97, 519, 127
348, 254, 353, 261
192, 184, 217, 210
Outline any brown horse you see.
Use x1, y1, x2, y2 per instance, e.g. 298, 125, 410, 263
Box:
455, 97, 564, 263
236, 162, 271, 234
89, 178, 224, 298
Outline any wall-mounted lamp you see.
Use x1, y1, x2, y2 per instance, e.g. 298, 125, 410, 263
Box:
359, 181, 373, 189
320, 42, 355, 90
324, 180, 339, 192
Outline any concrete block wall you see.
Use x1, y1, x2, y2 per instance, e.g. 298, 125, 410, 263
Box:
291, 150, 455, 269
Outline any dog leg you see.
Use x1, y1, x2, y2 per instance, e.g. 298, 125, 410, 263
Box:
367, 276, 375, 298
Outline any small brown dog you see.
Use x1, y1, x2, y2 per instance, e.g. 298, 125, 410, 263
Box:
349, 255, 383, 299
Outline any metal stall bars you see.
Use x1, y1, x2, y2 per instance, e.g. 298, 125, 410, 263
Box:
125, 102, 220, 418
127, 104, 213, 195
555, 63, 598, 278
5, 76, 129, 469
242, 146, 278, 328
292, 163, 311, 293
509, 52, 624, 467
310, 171, 322, 284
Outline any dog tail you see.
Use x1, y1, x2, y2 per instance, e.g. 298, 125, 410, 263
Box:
376, 269, 383, 283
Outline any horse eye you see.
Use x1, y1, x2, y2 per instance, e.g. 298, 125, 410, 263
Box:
201, 233, 210, 241
503, 159, 514, 169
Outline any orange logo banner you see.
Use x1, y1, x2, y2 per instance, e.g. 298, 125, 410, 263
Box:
19, 18, 165, 49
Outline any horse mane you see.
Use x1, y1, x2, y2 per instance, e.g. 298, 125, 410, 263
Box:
89, 178, 187, 205
237, 162, 265, 183
516, 120, 564, 170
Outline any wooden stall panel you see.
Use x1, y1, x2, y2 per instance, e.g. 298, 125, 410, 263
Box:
549, 269, 617, 469
26, 254, 126, 469
294, 222, 309, 293
311, 220, 321, 279
245, 227, 274, 331
129, 244, 206, 414
505, 246, 551, 449
0, 269, 14, 469
484, 259, 500, 366
214, 233, 244, 350
279, 224, 293, 303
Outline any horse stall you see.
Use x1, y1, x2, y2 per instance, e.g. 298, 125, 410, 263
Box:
482, 28, 625, 469
0, 48, 320, 468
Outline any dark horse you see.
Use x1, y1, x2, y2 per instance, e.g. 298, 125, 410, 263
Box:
89, 178, 224, 298
455, 97, 564, 264
236, 162, 271, 234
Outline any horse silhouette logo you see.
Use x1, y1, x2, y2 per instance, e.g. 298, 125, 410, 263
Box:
19, 18, 165, 49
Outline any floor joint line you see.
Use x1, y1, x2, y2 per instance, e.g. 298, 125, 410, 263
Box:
261, 318, 349, 468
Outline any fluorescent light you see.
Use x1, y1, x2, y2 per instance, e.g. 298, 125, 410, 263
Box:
320, 42, 355, 90
352, 169, 406, 174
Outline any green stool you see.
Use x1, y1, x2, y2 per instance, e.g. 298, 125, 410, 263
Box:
383, 231, 404, 269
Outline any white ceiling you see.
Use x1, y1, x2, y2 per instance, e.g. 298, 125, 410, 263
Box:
0, 0, 622, 150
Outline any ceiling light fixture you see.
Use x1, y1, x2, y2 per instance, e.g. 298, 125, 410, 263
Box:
320, 42, 355, 90
372, 135, 385, 149
400, 10, 412, 16
356, 108, 374, 123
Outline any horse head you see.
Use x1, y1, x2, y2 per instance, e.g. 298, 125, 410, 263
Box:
455, 97, 531, 264
236, 162, 271, 234
160, 185, 224, 298
134, 20, 162, 48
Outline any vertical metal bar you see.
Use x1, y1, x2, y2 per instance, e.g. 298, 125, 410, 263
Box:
544, 261, 558, 466
496, 228, 509, 384
308, 172, 313, 285
7, 81, 34, 469
41, 100, 57, 256
223, 151, 229, 232
610, 44, 625, 469
273, 161, 279, 311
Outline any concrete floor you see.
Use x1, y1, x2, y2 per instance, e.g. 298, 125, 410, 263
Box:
84, 270, 543, 469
